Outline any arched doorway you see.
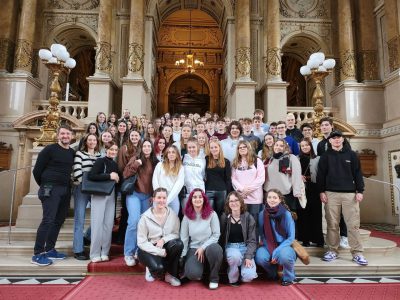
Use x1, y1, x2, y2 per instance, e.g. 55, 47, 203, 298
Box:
168, 75, 210, 114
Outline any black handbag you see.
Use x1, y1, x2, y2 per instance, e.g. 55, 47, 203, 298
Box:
120, 174, 137, 195
81, 164, 115, 196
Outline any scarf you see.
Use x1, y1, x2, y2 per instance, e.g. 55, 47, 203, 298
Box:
263, 203, 287, 256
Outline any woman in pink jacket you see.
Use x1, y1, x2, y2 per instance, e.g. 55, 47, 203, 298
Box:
231, 140, 265, 238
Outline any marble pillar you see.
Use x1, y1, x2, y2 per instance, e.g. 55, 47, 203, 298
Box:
0, 0, 18, 73
229, 0, 255, 119
338, 0, 356, 82
385, 0, 400, 72
88, 0, 114, 120
121, 0, 149, 117
262, 0, 287, 123
13, 0, 37, 75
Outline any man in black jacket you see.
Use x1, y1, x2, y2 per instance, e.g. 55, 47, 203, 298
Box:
31, 125, 75, 266
317, 130, 367, 265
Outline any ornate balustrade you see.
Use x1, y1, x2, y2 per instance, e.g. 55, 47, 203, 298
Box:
32, 100, 88, 120
287, 106, 338, 126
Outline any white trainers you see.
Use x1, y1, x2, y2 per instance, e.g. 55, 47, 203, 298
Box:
101, 255, 109, 262
339, 236, 350, 249
165, 273, 181, 287
145, 267, 155, 282
91, 256, 102, 263
209, 282, 219, 290
124, 255, 136, 267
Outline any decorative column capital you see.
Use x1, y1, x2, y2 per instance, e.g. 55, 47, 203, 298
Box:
95, 41, 112, 75
388, 35, 400, 72
14, 39, 33, 73
265, 47, 281, 80
127, 42, 144, 76
235, 47, 251, 81
339, 49, 356, 81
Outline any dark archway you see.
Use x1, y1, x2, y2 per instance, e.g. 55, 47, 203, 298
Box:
168, 75, 210, 114
282, 55, 307, 107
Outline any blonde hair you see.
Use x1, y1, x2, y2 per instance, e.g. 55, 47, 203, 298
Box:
232, 140, 256, 169
207, 140, 226, 168
162, 145, 182, 176
261, 133, 276, 161
186, 137, 200, 156
197, 131, 210, 156
180, 124, 193, 151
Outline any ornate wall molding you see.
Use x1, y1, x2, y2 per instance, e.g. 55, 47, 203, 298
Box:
356, 125, 400, 138
95, 41, 112, 72
158, 26, 222, 48
128, 42, 144, 73
235, 47, 251, 80
265, 47, 282, 77
0, 38, 15, 72
43, 12, 99, 38
388, 35, 400, 72
279, 0, 329, 19
339, 49, 356, 80
47, 0, 99, 10
14, 39, 33, 71
358, 50, 378, 81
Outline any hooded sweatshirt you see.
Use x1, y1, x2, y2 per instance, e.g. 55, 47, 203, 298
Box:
152, 161, 185, 204
182, 153, 206, 193
137, 207, 180, 256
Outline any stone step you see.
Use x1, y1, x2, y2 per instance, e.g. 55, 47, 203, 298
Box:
0, 240, 76, 256
0, 227, 75, 242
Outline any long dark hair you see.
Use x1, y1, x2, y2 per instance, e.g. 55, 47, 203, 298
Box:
299, 138, 316, 158
138, 139, 158, 169
184, 188, 213, 220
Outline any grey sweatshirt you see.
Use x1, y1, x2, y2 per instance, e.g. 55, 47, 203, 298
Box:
180, 211, 220, 257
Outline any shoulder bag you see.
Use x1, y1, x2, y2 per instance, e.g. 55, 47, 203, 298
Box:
82, 163, 115, 195
120, 174, 137, 195
292, 239, 310, 265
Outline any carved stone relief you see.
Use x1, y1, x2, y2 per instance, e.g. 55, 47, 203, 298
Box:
95, 41, 112, 72
388, 35, 400, 72
339, 49, 356, 80
43, 13, 98, 37
280, 0, 329, 19
235, 47, 251, 79
47, 0, 99, 10
265, 47, 282, 77
158, 26, 222, 48
14, 39, 33, 71
128, 42, 144, 73
358, 50, 378, 81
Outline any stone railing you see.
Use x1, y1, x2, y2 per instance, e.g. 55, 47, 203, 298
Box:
287, 106, 338, 126
32, 100, 88, 119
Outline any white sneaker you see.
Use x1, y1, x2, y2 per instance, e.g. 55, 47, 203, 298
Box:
124, 256, 136, 267
101, 255, 109, 261
91, 257, 102, 263
209, 282, 219, 290
339, 236, 350, 249
165, 273, 181, 287
145, 267, 155, 282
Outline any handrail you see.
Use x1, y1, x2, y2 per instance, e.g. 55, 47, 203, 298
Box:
363, 176, 400, 230
0, 166, 33, 244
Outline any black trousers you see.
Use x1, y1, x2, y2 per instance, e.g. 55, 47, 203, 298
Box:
138, 239, 183, 279
34, 185, 70, 255
117, 193, 128, 243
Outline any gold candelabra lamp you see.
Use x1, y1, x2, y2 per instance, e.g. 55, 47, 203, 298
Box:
300, 52, 336, 138
34, 44, 76, 146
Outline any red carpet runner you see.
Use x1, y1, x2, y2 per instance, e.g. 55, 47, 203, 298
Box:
0, 285, 73, 300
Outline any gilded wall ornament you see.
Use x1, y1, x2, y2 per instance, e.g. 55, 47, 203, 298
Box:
0, 38, 14, 72
339, 49, 356, 80
235, 47, 251, 79
265, 47, 282, 77
128, 42, 144, 73
14, 39, 33, 71
388, 35, 400, 73
95, 41, 112, 72
358, 50, 378, 81
47, 0, 99, 10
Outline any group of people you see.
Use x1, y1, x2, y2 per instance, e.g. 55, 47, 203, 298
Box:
31, 108, 366, 289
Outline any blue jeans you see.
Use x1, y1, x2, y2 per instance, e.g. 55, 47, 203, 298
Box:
73, 184, 91, 253
206, 190, 227, 217
124, 191, 150, 256
168, 196, 180, 215
225, 242, 257, 283
255, 245, 297, 282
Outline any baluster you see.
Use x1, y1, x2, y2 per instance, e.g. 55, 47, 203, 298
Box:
72, 106, 78, 118
79, 105, 86, 119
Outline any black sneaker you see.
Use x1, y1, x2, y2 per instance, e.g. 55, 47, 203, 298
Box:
230, 281, 240, 287
281, 280, 294, 286
83, 237, 91, 246
74, 252, 89, 260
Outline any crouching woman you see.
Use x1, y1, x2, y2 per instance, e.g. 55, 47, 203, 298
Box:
255, 189, 297, 286
137, 187, 183, 286
219, 191, 258, 286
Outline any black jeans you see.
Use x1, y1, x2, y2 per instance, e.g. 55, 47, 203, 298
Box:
246, 203, 262, 241
138, 239, 183, 279
184, 243, 223, 283
117, 193, 128, 243
34, 185, 70, 255
206, 190, 227, 217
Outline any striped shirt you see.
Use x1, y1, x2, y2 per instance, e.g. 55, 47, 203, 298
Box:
73, 151, 101, 183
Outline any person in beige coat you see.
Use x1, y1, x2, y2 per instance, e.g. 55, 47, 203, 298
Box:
137, 187, 183, 286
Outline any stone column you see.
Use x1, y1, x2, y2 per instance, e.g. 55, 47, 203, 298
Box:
337, 0, 356, 82
13, 0, 37, 74
0, 0, 18, 73
261, 0, 287, 122
384, 0, 400, 72
121, 0, 149, 117
356, 0, 378, 81
229, 0, 256, 119
88, 0, 114, 121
